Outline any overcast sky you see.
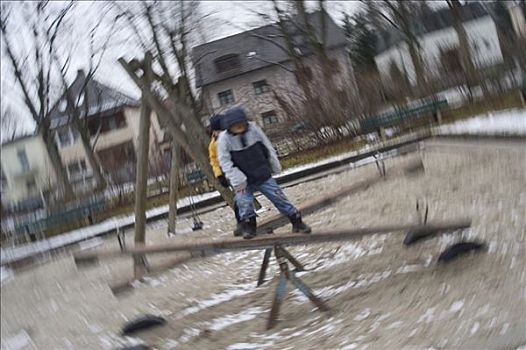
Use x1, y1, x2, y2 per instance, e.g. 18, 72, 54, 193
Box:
1, 1, 362, 138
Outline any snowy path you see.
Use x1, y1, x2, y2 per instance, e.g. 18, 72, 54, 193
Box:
436, 108, 526, 136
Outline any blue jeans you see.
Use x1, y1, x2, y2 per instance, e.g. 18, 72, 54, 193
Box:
235, 177, 297, 220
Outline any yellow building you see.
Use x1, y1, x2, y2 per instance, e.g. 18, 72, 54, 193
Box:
1, 133, 56, 209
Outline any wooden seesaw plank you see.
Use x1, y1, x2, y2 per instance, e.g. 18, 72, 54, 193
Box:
75, 219, 471, 266
75, 156, 426, 268
101, 155, 425, 294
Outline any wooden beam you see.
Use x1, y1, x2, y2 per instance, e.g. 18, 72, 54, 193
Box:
167, 142, 180, 235
74, 219, 471, 266
133, 53, 153, 279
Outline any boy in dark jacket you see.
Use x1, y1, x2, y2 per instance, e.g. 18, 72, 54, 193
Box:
217, 106, 311, 239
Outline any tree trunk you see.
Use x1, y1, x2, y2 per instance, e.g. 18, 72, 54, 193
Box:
73, 119, 107, 192
41, 125, 75, 201
395, 1, 428, 95
448, 0, 478, 97
406, 39, 427, 96
133, 62, 152, 279
119, 57, 235, 210
167, 141, 179, 235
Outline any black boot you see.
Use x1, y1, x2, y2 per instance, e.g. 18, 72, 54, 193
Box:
288, 212, 311, 234
241, 216, 257, 239
233, 222, 243, 237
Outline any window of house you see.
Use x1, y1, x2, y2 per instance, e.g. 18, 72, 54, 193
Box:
57, 128, 71, 146
17, 149, 30, 171
56, 126, 79, 148
214, 54, 241, 73
261, 110, 279, 126
87, 112, 127, 136
218, 89, 235, 106
26, 177, 36, 193
67, 159, 88, 180
440, 47, 462, 74
253, 80, 270, 95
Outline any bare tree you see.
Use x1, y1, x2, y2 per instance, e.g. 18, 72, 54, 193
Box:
1, 1, 120, 198
446, 0, 480, 100
49, 22, 118, 192
246, 0, 361, 144
367, 1, 429, 95
111, 1, 235, 213
1, 2, 75, 199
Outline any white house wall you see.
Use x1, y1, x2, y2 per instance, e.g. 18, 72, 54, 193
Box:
375, 42, 415, 84
1, 135, 56, 204
375, 16, 504, 86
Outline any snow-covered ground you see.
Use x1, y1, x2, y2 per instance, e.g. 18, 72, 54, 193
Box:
1, 139, 524, 349
437, 108, 526, 136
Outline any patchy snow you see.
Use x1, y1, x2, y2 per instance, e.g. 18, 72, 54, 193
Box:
418, 308, 436, 324
179, 281, 256, 317
449, 300, 465, 313
470, 322, 480, 336
1, 330, 32, 350
1, 266, 14, 285
437, 109, 526, 136
353, 308, 371, 321
226, 343, 266, 350
207, 307, 264, 332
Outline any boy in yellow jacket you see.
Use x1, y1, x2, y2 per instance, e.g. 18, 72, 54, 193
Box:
209, 114, 242, 235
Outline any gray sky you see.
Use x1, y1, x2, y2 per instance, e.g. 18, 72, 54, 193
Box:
1, 1, 361, 138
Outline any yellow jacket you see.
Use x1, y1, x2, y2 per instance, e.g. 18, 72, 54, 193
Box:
208, 136, 223, 177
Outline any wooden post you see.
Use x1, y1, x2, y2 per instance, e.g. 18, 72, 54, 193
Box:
167, 141, 179, 236
133, 53, 153, 279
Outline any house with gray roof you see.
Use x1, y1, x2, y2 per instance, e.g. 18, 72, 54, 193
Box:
49, 70, 166, 187
192, 11, 356, 144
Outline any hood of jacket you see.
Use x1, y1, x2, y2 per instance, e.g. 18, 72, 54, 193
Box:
220, 106, 248, 131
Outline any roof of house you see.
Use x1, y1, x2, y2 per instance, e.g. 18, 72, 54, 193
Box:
192, 10, 348, 88
376, 2, 490, 54
49, 70, 139, 128
0, 132, 38, 147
